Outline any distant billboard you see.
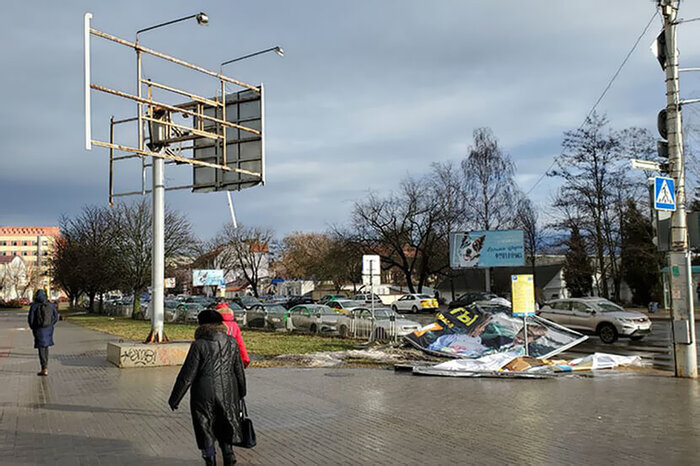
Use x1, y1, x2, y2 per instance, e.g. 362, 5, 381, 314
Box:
192, 269, 225, 287
449, 230, 524, 268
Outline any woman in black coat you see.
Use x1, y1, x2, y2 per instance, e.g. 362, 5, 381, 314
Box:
169, 310, 246, 466
27, 289, 59, 376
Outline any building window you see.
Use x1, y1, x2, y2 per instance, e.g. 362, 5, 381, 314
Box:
32, 241, 37, 246
1, 252, 5, 256
42, 240, 48, 246
12, 241, 18, 246
1, 241, 6, 246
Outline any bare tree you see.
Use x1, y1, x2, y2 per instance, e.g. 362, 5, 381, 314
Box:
461, 127, 520, 230
111, 199, 195, 317
214, 224, 274, 298
513, 194, 541, 274
347, 176, 445, 293
549, 113, 654, 301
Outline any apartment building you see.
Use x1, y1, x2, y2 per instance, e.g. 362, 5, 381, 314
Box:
0, 226, 61, 297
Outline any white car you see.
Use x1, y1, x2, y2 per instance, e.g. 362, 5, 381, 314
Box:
336, 307, 421, 338
391, 294, 439, 313
537, 298, 652, 343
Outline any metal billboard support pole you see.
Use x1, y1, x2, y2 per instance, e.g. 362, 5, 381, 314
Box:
660, 0, 697, 377
148, 153, 166, 342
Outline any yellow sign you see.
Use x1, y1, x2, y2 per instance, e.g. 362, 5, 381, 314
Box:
511, 274, 535, 316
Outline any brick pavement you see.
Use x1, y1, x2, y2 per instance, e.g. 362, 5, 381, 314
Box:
2, 311, 700, 465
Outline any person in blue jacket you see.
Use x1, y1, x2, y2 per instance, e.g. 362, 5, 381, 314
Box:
27, 289, 59, 376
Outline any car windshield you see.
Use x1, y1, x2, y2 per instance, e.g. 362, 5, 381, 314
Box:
308, 305, 336, 315
264, 304, 286, 314
373, 309, 397, 319
240, 296, 261, 305
189, 303, 204, 310
417, 295, 433, 299
337, 300, 364, 307
595, 301, 626, 313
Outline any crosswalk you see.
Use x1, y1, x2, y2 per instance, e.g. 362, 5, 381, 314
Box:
559, 320, 686, 371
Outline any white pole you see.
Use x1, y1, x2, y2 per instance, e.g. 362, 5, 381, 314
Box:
226, 191, 238, 228
370, 260, 375, 340
83, 13, 92, 151
151, 154, 165, 341
661, 0, 698, 377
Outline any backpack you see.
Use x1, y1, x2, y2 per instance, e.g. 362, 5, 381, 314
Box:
34, 303, 53, 328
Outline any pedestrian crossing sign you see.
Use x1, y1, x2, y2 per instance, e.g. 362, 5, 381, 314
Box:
654, 176, 676, 211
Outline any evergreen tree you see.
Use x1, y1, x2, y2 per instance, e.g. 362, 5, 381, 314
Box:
620, 200, 664, 305
563, 225, 594, 297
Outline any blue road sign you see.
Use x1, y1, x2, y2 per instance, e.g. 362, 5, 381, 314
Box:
654, 176, 676, 211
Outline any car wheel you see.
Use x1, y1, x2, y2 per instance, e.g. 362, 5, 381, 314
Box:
630, 335, 645, 341
310, 323, 318, 334
598, 323, 618, 344
339, 325, 348, 338
411, 305, 418, 314
392, 305, 398, 312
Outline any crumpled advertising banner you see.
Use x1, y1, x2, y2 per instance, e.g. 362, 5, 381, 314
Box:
405, 304, 586, 360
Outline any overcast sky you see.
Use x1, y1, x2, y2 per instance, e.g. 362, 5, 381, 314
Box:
4, 1, 700, 240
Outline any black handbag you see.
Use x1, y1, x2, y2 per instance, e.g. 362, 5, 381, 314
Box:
235, 399, 256, 448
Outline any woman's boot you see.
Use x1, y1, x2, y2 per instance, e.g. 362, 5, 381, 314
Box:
221, 444, 236, 465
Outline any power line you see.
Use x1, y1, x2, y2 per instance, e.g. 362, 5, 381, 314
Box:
524, 10, 660, 196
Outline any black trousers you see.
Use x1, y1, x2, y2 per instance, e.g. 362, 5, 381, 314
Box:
38, 347, 49, 369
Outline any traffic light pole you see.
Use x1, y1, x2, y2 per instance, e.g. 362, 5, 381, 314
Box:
660, 0, 697, 378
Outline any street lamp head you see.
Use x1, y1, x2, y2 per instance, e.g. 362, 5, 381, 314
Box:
274, 46, 284, 57
196, 12, 209, 26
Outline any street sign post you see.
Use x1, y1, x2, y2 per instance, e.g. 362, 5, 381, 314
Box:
511, 274, 536, 356
654, 176, 676, 211
362, 255, 381, 340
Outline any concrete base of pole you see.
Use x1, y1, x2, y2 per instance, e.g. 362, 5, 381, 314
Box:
107, 341, 190, 368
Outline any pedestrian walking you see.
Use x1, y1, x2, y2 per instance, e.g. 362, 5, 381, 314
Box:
169, 310, 247, 466
216, 302, 250, 368
27, 289, 58, 376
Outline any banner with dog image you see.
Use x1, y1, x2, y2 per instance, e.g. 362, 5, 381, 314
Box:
449, 230, 525, 268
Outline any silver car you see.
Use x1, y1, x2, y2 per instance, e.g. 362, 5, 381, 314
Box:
336, 307, 421, 338
538, 298, 652, 343
286, 304, 341, 334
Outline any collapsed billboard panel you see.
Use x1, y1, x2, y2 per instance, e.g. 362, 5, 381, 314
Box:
405, 303, 586, 360
449, 230, 524, 268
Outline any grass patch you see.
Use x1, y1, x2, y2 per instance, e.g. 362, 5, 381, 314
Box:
65, 314, 359, 359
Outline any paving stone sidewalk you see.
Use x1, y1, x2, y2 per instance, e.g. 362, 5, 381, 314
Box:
1, 311, 700, 465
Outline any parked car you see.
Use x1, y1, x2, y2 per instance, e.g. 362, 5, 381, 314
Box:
336, 307, 421, 338
392, 294, 439, 313
247, 303, 288, 330
283, 295, 315, 309
448, 291, 500, 310
318, 294, 348, 305
286, 304, 341, 334
326, 299, 366, 314
352, 293, 383, 305
177, 302, 206, 322
186, 295, 216, 307
537, 297, 652, 343
229, 296, 262, 310
164, 300, 179, 322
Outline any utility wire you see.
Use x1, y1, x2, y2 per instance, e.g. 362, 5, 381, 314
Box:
524, 10, 660, 196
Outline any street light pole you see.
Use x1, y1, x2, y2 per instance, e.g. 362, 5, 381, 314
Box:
659, 0, 697, 377
220, 46, 283, 228
135, 13, 209, 343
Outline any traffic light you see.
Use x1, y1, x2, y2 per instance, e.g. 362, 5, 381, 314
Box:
657, 109, 670, 174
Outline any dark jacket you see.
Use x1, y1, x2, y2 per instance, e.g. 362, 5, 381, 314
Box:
169, 323, 247, 449
27, 290, 58, 349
